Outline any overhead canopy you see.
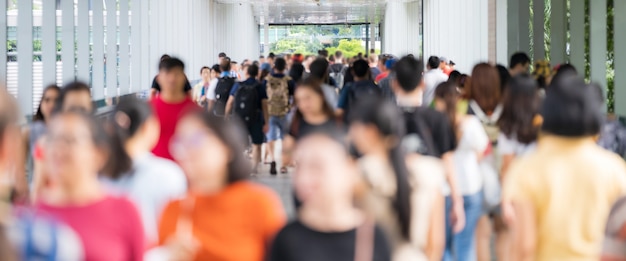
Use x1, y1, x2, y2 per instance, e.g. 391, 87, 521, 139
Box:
216, 0, 388, 25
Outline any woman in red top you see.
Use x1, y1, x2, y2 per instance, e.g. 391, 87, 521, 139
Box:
36, 111, 144, 261
158, 111, 286, 261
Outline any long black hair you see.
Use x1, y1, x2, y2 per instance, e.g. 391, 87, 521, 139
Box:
434, 81, 460, 139
498, 74, 541, 144
104, 97, 153, 179
350, 97, 412, 240
34, 84, 61, 122
290, 78, 336, 137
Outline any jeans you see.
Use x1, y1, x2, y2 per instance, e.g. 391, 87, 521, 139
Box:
267, 115, 288, 141
444, 191, 483, 261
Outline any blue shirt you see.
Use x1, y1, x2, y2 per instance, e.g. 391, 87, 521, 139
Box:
220, 72, 231, 78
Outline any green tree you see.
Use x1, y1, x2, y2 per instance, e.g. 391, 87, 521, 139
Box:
326, 39, 366, 59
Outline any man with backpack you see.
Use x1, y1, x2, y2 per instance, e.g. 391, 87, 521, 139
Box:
225, 64, 268, 174
264, 57, 295, 175
391, 56, 467, 234
336, 59, 380, 123
207, 58, 237, 117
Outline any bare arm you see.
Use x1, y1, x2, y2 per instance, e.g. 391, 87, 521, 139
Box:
225, 96, 235, 116
500, 154, 515, 182
425, 190, 445, 261
262, 100, 269, 126
282, 136, 295, 168
510, 200, 537, 261
442, 152, 465, 233
335, 108, 344, 119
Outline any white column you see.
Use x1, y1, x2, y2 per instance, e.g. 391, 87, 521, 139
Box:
508, 0, 530, 57
119, 0, 130, 95
550, 0, 567, 64
61, 0, 75, 83
131, 0, 142, 92
569, 0, 585, 73
140, 0, 150, 90
92, 0, 105, 100
495, 0, 508, 65
532, 0, 545, 60
590, 0, 607, 101
0, 0, 7, 87
76, 0, 89, 83
41, 0, 56, 86
17, 0, 33, 115
518, 0, 530, 55
106, 0, 117, 97
264, 23, 269, 56
614, 0, 626, 115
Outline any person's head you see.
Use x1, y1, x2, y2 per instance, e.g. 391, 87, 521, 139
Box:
34, 84, 61, 122
448, 70, 462, 85
329, 55, 336, 63
551, 63, 578, 87
54, 82, 93, 114
158, 57, 187, 94
106, 97, 158, 179
293, 131, 356, 207
351, 59, 370, 80
200, 66, 211, 81
219, 57, 232, 73
242, 59, 250, 67
268, 52, 276, 64
348, 98, 412, 240
392, 56, 424, 94
509, 52, 531, 76
335, 50, 343, 60
289, 63, 305, 83
210, 64, 221, 79
318, 50, 329, 58
274, 57, 287, 73
498, 74, 541, 144
230, 61, 238, 72
541, 75, 603, 137
449, 60, 456, 69
171, 112, 251, 193
218, 52, 227, 62
44, 111, 114, 189
246, 64, 259, 79
532, 60, 552, 89
259, 55, 265, 64
465, 63, 501, 113
434, 81, 460, 133
427, 56, 440, 70
439, 57, 449, 69
309, 58, 330, 81
293, 53, 304, 64
293, 78, 335, 122
495, 64, 511, 93
378, 55, 389, 71
370, 49, 376, 55
160, 54, 171, 62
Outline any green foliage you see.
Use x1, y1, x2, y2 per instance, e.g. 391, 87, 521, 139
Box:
326, 39, 366, 59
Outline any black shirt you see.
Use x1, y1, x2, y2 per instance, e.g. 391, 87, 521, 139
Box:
289, 117, 338, 141
400, 106, 457, 158
151, 76, 192, 92
268, 220, 391, 261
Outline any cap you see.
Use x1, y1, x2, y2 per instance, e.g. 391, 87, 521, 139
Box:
385, 59, 397, 69
439, 57, 449, 64
261, 63, 271, 71
449, 60, 456, 66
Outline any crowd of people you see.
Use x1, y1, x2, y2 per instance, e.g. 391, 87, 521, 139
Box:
1, 47, 626, 261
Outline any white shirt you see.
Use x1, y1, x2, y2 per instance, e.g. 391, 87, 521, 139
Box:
449, 116, 489, 195
205, 78, 219, 100
497, 132, 537, 157
100, 153, 187, 243
422, 68, 448, 106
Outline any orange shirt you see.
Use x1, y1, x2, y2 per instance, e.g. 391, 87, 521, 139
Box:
158, 181, 287, 261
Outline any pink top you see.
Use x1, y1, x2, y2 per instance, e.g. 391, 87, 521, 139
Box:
37, 195, 145, 261
151, 96, 198, 160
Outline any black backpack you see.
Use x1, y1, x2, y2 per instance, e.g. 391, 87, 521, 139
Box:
233, 82, 260, 126
401, 108, 438, 157
213, 77, 236, 116
346, 81, 381, 119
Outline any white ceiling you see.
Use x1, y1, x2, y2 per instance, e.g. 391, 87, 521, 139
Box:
216, 0, 390, 24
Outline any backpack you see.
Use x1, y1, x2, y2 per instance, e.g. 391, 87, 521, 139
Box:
468, 100, 503, 144
266, 75, 291, 117
233, 82, 260, 126
401, 109, 439, 157
330, 65, 346, 89
213, 77, 236, 116
347, 81, 381, 115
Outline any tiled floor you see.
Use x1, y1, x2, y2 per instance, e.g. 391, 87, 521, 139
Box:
251, 170, 295, 218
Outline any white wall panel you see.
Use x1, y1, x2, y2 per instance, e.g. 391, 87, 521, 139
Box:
0, 0, 5, 87
422, 0, 489, 74
106, 0, 117, 97
76, 0, 90, 83
615, 0, 626, 115
92, 0, 105, 100
17, 0, 33, 115
41, 0, 56, 87
590, 0, 607, 102
119, 0, 130, 94
569, 0, 585, 72
61, 0, 75, 83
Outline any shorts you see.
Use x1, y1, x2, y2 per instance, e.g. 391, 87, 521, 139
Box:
247, 119, 266, 145
267, 115, 288, 141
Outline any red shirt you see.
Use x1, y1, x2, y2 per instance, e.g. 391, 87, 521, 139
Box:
37, 196, 145, 261
375, 71, 389, 83
151, 96, 198, 160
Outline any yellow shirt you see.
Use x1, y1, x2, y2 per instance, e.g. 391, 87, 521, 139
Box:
504, 135, 626, 260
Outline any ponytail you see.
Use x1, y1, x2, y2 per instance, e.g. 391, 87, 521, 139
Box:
388, 144, 412, 241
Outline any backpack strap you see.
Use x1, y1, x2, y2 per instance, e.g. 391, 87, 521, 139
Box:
469, 100, 502, 124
